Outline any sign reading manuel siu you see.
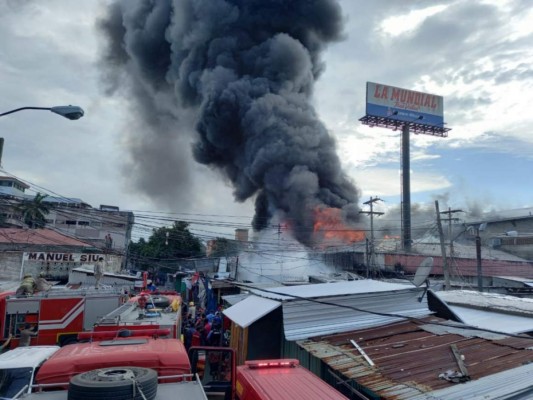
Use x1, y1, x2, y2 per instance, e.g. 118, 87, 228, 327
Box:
23, 252, 105, 263
366, 82, 444, 127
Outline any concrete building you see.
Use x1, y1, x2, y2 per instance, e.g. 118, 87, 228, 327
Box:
0, 175, 134, 254
0, 228, 123, 283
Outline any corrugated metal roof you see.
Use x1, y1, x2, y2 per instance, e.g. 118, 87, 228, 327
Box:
431, 289, 533, 334
283, 287, 430, 340
298, 317, 533, 399
222, 295, 280, 328
447, 305, 533, 334
250, 279, 416, 301
221, 293, 250, 305
433, 290, 533, 315
223, 282, 431, 340
495, 276, 533, 287
410, 362, 533, 400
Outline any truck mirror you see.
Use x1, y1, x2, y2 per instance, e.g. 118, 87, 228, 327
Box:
188, 346, 235, 400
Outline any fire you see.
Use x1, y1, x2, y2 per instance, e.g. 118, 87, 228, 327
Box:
384, 235, 401, 239
313, 207, 365, 244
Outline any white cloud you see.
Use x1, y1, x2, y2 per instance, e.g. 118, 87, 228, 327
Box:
350, 167, 451, 198
379, 5, 449, 37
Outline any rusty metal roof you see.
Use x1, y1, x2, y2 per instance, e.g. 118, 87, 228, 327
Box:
298, 317, 533, 399
0, 228, 92, 247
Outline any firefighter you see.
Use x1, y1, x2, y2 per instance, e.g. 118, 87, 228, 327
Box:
94, 257, 105, 289
16, 274, 37, 297
35, 272, 53, 292
19, 323, 38, 347
137, 294, 148, 310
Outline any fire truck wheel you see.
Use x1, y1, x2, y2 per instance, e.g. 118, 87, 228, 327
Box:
68, 367, 158, 400
150, 296, 170, 308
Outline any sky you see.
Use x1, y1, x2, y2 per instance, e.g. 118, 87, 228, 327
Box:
0, 0, 532, 243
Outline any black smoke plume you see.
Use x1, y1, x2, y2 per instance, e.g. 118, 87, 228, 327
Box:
98, 0, 361, 246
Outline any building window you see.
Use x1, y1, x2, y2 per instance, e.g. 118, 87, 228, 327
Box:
78, 221, 90, 226
66, 220, 77, 225
103, 222, 126, 228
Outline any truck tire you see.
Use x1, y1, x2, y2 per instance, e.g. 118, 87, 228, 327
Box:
149, 296, 170, 308
68, 367, 158, 400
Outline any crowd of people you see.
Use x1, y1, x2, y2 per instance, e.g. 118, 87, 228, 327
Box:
182, 301, 227, 351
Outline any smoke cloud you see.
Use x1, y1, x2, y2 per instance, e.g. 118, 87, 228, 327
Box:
98, 0, 361, 245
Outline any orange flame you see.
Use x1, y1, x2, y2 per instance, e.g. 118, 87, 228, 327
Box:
313, 207, 365, 244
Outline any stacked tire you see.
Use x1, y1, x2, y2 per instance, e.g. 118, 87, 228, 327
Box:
68, 367, 158, 400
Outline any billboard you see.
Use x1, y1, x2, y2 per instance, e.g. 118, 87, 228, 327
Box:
366, 82, 444, 127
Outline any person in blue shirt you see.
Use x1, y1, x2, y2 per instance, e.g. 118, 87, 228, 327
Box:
146, 280, 157, 292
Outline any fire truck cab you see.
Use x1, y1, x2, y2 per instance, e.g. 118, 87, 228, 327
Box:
13, 338, 235, 400
35, 336, 192, 388
235, 359, 348, 400
0, 286, 124, 348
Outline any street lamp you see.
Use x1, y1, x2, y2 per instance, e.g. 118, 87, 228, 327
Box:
0, 105, 84, 120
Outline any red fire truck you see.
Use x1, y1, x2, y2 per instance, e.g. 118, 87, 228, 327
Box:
0, 287, 124, 348
235, 359, 348, 400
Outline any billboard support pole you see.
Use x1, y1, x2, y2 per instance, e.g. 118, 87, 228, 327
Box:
360, 82, 450, 254
401, 124, 411, 251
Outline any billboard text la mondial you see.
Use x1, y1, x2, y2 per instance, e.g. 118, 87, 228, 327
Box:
366, 82, 444, 127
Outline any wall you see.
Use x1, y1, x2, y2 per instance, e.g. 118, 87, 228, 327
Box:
0, 251, 24, 282
0, 250, 123, 282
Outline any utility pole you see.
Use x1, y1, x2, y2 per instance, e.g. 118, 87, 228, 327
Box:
0, 138, 4, 166
277, 224, 283, 278
401, 124, 412, 251
435, 201, 450, 290
439, 207, 463, 256
360, 197, 384, 278
476, 227, 483, 292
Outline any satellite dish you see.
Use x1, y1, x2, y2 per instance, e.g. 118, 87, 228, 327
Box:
412, 257, 433, 287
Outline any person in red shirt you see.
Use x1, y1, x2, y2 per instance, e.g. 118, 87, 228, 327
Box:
138, 294, 148, 310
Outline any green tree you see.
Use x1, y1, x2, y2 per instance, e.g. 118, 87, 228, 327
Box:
16, 192, 50, 228
129, 221, 205, 270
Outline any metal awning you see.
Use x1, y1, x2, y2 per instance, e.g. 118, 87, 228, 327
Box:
222, 295, 281, 328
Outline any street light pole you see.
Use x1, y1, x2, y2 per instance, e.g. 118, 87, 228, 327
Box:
0, 105, 84, 165
0, 105, 84, 120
